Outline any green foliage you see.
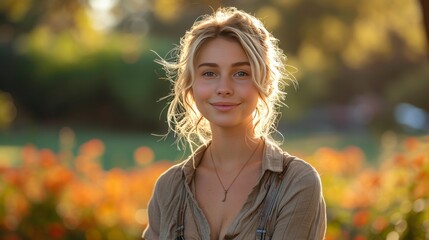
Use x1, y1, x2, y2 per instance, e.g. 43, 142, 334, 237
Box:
0, 0, 428, 132
1, 31, 172, 128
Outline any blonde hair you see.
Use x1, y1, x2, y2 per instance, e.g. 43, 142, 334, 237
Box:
158, 7, 293, 152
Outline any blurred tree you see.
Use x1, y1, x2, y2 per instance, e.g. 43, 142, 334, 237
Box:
142, 0, 428, 133
0, 0, 427, 133
0, 0, 86, 34
0, 0, 171, 130
0, 91, 16, 130
418, 0, 429, 56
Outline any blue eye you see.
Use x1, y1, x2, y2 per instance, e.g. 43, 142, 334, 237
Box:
202, 72, 216, 77
234, 71, 249, 77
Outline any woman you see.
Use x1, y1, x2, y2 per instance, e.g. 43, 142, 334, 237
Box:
143, 7, 326, 240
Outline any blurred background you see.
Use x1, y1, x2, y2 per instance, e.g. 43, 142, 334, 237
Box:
0, 0, 428, 161
0, 0, 428, 239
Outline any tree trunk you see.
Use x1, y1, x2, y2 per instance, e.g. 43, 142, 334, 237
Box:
418, 0, 429, 57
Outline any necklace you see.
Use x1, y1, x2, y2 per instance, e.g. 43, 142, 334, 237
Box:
209, 140, 261, 202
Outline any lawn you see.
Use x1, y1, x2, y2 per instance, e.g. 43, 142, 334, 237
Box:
0, 125, 381, 168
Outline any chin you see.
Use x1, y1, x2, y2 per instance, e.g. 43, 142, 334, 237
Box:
211, 119, 251, 129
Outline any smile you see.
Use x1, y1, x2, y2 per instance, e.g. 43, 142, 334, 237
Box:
210, 102, 240, 111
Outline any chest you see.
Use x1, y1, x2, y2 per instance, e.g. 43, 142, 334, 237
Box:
193, 162, 261, 240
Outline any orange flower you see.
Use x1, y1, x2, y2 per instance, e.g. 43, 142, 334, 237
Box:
314, 147, 343, 174
372, 217, 388, 233
3, 169, 23, 187
39, 149, 58, 168
343, 146, 365, 174
23, 177, 45, 202
135, 208, 149, 226
342, 188, 372, 209
79, 139, 105, 158
74, 155, 103, 178
134, 146, 155, 166
43, 165, 74, 194
393, 154, 407, 167
135, 161, 174, 203
358, 170, 381, 189
411, 155, 426, 169
68, 181, 101, 208
118, 201, 138, 226
95, 202, 117, 227
413, 173, 429, 198
404, 137, 419, 151
21, 144, 38, 166
352, 209, 370, 227
103, 168, 126, 202
127, 169, 154, 204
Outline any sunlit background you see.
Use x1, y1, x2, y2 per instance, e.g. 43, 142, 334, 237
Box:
0, 0, 428, 239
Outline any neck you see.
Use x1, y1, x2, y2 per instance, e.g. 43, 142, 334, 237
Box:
209, 125, 261, 166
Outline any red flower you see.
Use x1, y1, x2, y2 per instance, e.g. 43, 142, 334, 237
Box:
353, 209, 370, 227
47, 222, 66, 239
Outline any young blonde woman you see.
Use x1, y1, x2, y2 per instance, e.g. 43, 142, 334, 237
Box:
143, 7, 326, 240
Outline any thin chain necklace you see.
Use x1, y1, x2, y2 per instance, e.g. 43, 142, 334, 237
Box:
209, 140, 261, 202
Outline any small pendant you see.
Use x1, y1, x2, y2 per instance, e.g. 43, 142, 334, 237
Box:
222, 190, 228, 202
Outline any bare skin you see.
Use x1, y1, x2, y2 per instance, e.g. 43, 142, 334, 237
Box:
194, 136, 263, 240
191, 37, 264, 240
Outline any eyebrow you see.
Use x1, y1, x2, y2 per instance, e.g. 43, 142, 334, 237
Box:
197, 61, 251, 68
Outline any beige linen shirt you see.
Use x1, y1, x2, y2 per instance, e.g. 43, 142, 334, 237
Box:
143, 139, 326, 239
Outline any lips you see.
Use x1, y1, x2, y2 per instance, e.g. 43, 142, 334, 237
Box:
210, 102, 240, 111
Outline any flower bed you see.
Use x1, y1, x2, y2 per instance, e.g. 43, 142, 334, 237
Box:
0, 135, 428, 239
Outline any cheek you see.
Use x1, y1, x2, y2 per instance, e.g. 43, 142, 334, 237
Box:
192, 82, 212, 101
250, 97, 260, 113
190, 84, 208, 114
242, 86, 260, 106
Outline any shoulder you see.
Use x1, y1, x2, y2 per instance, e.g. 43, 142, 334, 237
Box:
264, 139, 323, 193
281, 154, 323, 198
152, 161, 186, 199
288, 156, 321, 182
269, 153, 327, 238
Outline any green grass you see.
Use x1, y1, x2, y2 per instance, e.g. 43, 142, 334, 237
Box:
0, 126, 381, 169
0, 126, 184, 169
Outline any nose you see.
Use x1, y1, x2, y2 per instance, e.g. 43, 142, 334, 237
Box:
216, 76, 233, 96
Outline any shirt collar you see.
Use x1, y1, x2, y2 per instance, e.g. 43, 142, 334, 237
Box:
261, 138, 285, 173
181, 138, 285, 184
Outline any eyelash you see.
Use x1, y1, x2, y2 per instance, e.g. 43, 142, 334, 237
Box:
201, 71, 249, 77
234, 71, 248, 77
202, 72, 216, 77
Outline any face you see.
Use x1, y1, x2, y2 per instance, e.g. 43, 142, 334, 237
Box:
191, 37, 260, 131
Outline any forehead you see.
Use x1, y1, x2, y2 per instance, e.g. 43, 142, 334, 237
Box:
195, 37, 249, 65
